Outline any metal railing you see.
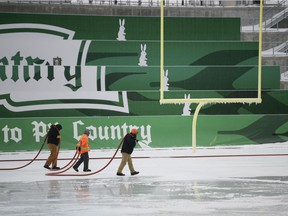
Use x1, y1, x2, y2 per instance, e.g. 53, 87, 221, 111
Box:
280, 66, 288, 82
262, 41, 288, 56
0, 0, 287, 7
239, 0, 288, 30
1, 0, 287, 31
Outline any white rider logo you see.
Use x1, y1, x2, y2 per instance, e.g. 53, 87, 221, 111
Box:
0, 23, 129, 113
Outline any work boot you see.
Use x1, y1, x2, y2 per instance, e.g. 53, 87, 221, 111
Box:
116, 172, 125, 176
52, 166, 60, 170
44, 165, 50, 170
131, 171, 139, 176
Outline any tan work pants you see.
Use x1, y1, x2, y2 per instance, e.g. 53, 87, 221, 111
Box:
117, 153, 135, 173
45, 144, 58, 167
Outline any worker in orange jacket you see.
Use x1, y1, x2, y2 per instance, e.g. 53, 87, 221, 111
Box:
73, 129, 91, 172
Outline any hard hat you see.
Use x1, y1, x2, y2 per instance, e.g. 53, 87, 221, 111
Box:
84, 129, 90, 134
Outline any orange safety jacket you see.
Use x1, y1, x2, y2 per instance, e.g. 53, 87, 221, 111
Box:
77, 134, 90, 154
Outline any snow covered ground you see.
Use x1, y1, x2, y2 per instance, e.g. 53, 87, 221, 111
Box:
0, 143, 288, 216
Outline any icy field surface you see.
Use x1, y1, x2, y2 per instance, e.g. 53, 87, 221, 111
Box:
0, 143, 288, 216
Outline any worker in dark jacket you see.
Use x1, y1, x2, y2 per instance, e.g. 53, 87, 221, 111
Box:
44, 124, 62, 170
117, 128, 139, 176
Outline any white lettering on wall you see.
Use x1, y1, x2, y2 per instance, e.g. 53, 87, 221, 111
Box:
32, 121, 48, 142
73, 120, 85, 140
2, 125, 10, 143
72, 120, 152, 145
2, 125, 23, 143
10, 127, 22, 143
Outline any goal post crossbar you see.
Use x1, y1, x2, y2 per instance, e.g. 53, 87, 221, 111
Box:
160, 98, 262, 104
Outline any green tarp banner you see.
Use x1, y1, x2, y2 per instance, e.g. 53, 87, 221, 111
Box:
1, 115, 287, 152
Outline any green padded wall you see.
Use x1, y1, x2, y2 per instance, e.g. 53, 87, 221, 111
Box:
85, 41, 259, 66
0, 13, 241, 41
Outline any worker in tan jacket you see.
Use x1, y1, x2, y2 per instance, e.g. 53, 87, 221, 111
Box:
117, 128, 139, 176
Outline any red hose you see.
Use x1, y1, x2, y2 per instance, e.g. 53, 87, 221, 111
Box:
46, 138, 124, 177
47, 150, 79, 173
0, 135, 48, 170
45, 152, 80, 176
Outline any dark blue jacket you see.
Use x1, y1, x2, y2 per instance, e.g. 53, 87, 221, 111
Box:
47, 124, 62, 146
121, 133, 137, 154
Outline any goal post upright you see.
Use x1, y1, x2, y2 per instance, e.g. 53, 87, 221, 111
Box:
160, 0, 165, 102
159, 0, 263, 152
258, 0, 264, 100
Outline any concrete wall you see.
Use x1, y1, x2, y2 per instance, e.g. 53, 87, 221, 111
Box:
0, 3, 284, 21
241, 32, 288, 50
0, 3, 285, 27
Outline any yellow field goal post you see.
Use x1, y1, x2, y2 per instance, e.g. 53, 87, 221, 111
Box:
159, 0, 264, 152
